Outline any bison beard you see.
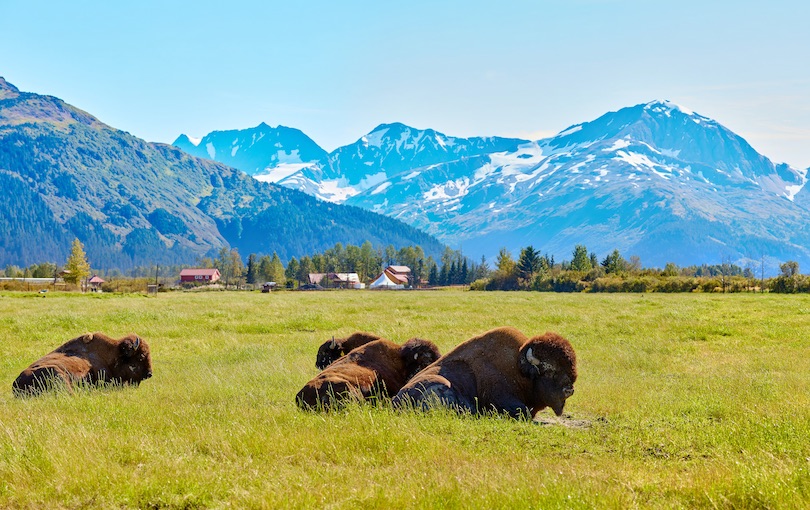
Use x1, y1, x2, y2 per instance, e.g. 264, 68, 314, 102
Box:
12, 332, 153, 397
392, 327, 577, 420
297, 337, 440, 411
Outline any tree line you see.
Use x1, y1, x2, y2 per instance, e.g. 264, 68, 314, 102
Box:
4, 239, 809, 294
475, 244, 806, 293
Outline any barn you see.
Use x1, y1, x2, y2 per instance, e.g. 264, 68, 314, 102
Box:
179, 268, 221, 283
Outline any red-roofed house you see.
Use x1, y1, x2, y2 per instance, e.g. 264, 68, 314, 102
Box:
180, 268, 221, 283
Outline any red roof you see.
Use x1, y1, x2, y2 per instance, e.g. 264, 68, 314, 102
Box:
385, 269, 409, 284
88, 275, 105, 283
387, 265, 411, 274
180, 268, 221, 277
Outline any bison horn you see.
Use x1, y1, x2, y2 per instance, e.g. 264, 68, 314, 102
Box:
133, 336, 141, 350
329, 336, 337, 349
526, 348, 555, 374
526, 347, 540, 366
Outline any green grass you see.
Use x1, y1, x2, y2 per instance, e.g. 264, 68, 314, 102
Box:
1, 290, 809, 508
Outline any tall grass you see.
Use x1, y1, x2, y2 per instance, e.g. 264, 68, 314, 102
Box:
0, 290, 808, 508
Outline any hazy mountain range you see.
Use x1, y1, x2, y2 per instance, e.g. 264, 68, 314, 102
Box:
174, 101, 810, 270
0, 78, 444, 270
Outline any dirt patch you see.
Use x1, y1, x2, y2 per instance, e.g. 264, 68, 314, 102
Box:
533, 413, 595, 429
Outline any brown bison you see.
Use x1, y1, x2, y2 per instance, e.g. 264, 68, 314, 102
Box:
315, 331, 380, 369
392, 327, 577, 419
297, 337, 440, 410
12, 332, 153, 397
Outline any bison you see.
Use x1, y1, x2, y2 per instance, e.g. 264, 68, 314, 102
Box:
315, 331, 381, 369
392, 326, 577, 420
297, 337, 440, 410
12, 332, 153, 397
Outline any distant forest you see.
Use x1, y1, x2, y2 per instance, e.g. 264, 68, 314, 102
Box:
4, 241, 808, 294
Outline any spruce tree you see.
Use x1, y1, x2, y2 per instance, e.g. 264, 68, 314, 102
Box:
246, 254, 258, 284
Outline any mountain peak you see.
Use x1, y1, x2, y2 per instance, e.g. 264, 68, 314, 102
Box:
643, 100, 695, 116
0, 77, 20, 99
174, 134, 202, 147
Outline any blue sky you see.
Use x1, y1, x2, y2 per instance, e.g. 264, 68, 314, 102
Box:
3, 1, 809, 167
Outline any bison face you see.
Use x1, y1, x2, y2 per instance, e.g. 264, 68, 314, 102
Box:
116, 335, 153, 385
518, 333, 577, 416
316, 337, 341, 370
400, 338, 441, 379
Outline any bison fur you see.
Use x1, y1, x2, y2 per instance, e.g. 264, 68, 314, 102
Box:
13, 332, 153, 397
392, 326, 576, 419
297, 337, 440, 410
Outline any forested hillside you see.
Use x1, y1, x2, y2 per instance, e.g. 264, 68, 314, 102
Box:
0, 78, 444, 269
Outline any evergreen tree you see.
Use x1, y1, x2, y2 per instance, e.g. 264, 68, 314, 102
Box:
428, 263, 439, 286
285, 257, 299, 285
601, 249, 628, 274
246, 253, 258, 284
571, 245, 592, 272
460, 258, 468, 284
517, 246, 541, 282
477, 255, 490, 280
64, 238, 91, 286
439, 263, 449, 286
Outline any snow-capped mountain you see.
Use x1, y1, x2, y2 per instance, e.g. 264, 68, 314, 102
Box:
174, 102, 810, 268
173, 123, 327, 183
296, 123, 527, 201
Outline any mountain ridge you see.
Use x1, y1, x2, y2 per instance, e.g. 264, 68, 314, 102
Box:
0, 78, 446, 270
175, 101, 810, 269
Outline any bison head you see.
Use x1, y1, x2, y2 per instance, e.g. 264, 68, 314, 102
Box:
518, 332, 577, 416
400, 337, 441, 379
114, 334, 153, 385
315, 336, 341, 370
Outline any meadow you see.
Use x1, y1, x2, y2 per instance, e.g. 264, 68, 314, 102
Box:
0, 289, 808, 509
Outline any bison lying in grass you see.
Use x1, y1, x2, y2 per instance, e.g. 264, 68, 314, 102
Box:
315, 331, 380, 369
393, 326, 577, 419
297, 337, 440, 410
13, 332, 153, 397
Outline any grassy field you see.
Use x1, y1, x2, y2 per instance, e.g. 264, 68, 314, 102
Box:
0, 290, 808, 509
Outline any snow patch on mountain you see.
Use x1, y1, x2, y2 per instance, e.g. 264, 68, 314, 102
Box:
557, 125, 582, 137
186, 135, 202, 146
206, 142, 216, 159
254, 163, 315, 183
317, 179, 361, 202
371, 182, 391, 195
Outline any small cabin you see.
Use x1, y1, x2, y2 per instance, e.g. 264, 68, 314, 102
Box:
88, 275, 105, 292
